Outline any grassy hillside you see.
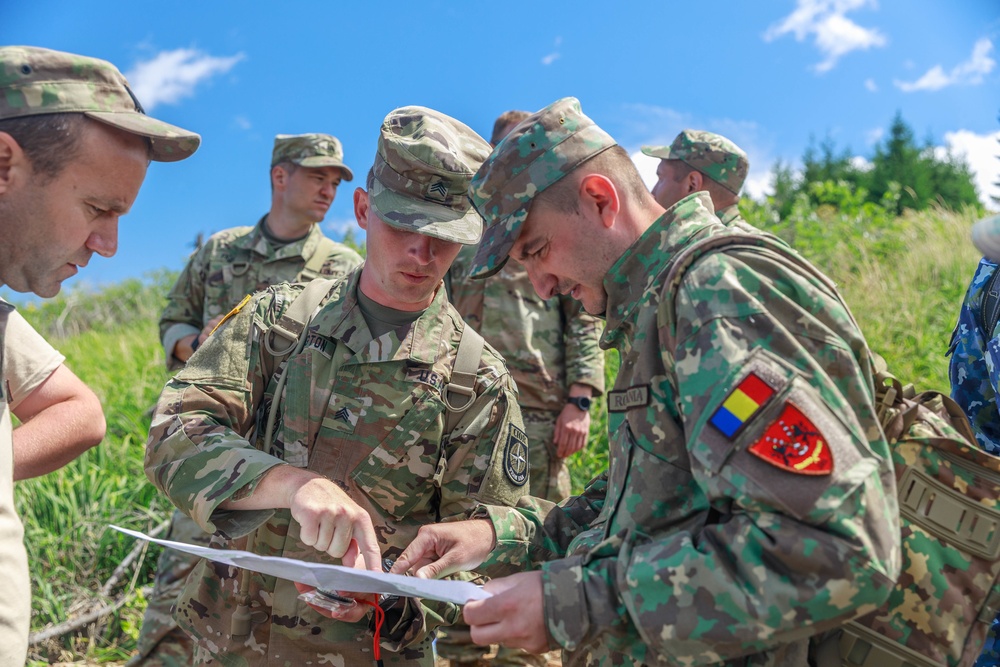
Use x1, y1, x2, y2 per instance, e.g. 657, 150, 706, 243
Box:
14, 203, 985, 664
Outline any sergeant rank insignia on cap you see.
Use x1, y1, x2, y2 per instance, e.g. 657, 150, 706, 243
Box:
748, 403, 833, 475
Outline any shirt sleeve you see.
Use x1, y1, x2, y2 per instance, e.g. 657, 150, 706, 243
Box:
539, 249, 900, 663
5, 311, 65, 411
159, 244, 211, 371
560, 296, 605, 395
146, 288, 288, 538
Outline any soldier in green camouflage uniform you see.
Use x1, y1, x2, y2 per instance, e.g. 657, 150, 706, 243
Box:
144, 106, 527, 666
134, 134, 363, 666
439, 112, 606, 667
392, 97, 901, 666
643, 129, 760, 235
0, 46, 199, 666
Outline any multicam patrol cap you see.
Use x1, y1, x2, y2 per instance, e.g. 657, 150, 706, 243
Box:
271, 133, 354, 181
469, 97, 616, 279
0, 46, 200, 162
641, 130, 749, 195
367, 105, 491, 245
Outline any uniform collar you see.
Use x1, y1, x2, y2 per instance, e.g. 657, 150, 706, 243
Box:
311, 268, 454, 365
601, 191, 723, 349
232, 215, 324, 261
716, 204, 740, 225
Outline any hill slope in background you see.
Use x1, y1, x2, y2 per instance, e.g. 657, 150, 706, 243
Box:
12, 203, 986, 664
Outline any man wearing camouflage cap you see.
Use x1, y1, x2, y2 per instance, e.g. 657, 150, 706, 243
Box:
145, 106, 527, 665
392, 97, 900, 666
0, 45, 199, 664
440, 109, 606, 667
644, 129, 761, 235
135, 134, 362, 665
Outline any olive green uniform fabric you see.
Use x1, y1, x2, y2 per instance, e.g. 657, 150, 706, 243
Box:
159, 217, 362, 371
145, 268, 527, 666
475, 193, 901, 666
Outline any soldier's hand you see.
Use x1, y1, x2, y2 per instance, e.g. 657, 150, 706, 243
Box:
200, 315, 225, 340
294, 541, 378, 623
390, 519, 495, 579
464, 571, 548, 654
288, 475, 383, 570
554, 401, 590, 458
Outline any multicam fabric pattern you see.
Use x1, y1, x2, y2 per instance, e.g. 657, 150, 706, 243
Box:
641, 130, 749, 195
469, 97, 616, 278
145, 269, 526, 665
475, 193, 901, 666
271, 133, 353, 179
447, 243, 605, 499
0, 46, 200, 161
158, 217, 362, 370
368, 106, 491, 245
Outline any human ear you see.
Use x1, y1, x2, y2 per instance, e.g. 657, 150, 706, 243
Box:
580, 174, 621, 229
353, 188, 370, 230
0, 132, 26, 196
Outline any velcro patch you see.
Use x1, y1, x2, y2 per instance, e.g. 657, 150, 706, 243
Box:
748, 401, 833, 475
405, 367, 445, 392
710, 372, 775, 438
608, 384, 650, 412
503, 424, 529, 486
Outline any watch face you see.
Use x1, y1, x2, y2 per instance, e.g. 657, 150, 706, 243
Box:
570, 396, 592, 411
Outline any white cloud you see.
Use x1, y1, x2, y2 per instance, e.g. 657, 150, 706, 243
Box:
126, 48, 244, 110
630, 150, 659, 190
764, 0, 886, 73
895, 38, 995, 92
541, 36, 562, 66
937, 129, 1000, 207
866, 127, 884, 144
864, 78, 878, 92
234, 115, 252, 130
850, 155, 873, 171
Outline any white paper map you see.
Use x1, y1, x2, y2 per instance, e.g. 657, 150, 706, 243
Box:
111, 525, 490, 605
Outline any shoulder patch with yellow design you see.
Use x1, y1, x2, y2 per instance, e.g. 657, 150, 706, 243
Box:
212, 293, 253, 335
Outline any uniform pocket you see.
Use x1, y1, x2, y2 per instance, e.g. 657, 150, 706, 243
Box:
351, 391, 446, 519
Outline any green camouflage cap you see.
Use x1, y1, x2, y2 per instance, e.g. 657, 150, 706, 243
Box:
271, 133, 354, 181
367, 105, 490, 245
0, 45, 200, 162
469, 97, 615, 279
641, 130, 748, 194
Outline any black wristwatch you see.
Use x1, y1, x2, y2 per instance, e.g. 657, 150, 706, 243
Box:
190, 334, 202, 353
567, 396, 592, 412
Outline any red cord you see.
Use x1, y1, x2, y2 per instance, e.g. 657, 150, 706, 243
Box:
356, 597, 384, 664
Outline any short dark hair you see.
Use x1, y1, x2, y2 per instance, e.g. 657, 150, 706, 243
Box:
0, 113, 86, 181
534, 145, 650, 214
269, 160, 298, 192
491, 110, 531, 146
667, 159, 739, 207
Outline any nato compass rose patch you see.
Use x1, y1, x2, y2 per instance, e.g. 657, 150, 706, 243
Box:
748, 403, 833, 475
503, 424, 529, 486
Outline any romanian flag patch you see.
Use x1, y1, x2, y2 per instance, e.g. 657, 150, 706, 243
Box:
710, 372, 775, 438
748, 402, 833, 475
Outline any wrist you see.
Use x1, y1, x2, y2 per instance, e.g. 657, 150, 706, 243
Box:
566, 395, 592, 411
190, 333, 202, 353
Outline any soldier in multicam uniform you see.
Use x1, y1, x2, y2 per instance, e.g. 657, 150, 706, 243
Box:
0, 45, 199, 665
439, 111, 606, 667
392, 97, 901, 666
947, 218, 1000, 667
134, 135, 362, 665
144, 105, 527, 666
643, 129, 759, 234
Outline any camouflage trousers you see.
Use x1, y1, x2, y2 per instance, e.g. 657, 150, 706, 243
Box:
128, 509, 210, 666
436, 408, 564, 667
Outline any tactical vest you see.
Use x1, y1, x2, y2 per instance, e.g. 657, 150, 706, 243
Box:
664, 233, 1000, 667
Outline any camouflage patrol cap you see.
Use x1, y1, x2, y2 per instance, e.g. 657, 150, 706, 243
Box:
271, 133, 354, 181
0, 45, 200, 162
469, 97, 616, 279
367, 105, 491, 245
641, 130, 749, 194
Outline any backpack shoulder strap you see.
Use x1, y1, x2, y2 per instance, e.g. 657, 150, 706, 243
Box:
979, 264, 1000, 337
301, 236, 339, 278
260, 277, 340, 451
442, 324, 485, 434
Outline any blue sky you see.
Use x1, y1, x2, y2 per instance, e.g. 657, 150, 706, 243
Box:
4, 0, 1000, 297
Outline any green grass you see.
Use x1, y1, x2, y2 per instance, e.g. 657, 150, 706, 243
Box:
11, 203, 988, 663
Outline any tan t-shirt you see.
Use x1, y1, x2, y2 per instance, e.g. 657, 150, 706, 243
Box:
0, 307, 64, 664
